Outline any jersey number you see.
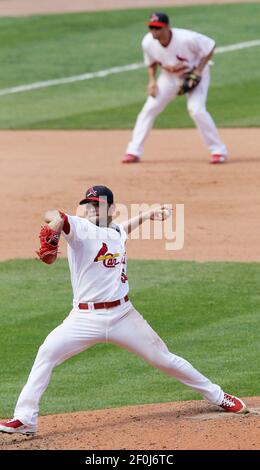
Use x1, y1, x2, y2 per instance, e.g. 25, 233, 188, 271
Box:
121, 271, 128, 283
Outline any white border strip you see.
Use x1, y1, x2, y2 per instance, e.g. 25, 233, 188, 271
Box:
0, 39, 259, 97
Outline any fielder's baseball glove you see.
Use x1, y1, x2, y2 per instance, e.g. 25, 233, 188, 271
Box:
36, 225, 60, 264
178, 70, 201, 95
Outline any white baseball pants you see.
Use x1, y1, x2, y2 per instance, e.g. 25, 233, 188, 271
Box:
126, 67, 227, 158
14, 303, 224, 428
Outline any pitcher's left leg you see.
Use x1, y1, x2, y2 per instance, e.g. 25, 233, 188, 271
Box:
187, 67, 227, 159
109, 307, 224, 405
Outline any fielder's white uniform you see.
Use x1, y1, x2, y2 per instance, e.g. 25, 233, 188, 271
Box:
126, 28, 227, 158
14, 216, 224, 429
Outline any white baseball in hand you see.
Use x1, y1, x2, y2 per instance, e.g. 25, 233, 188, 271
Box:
150, 205, 172, 220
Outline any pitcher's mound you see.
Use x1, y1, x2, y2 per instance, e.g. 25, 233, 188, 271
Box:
1, 397, 259, 450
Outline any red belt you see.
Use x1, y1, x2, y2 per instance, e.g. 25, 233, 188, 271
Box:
78, 295, 129, 310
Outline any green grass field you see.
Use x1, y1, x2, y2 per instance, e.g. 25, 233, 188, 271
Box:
0, 259, 259, 417
0, 3, 259, 128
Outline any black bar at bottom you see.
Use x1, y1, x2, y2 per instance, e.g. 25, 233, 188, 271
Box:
0, 450, 259, 466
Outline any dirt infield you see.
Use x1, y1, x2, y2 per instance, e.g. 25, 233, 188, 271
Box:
1, 398, 259, 450
0, 0, 258, 17
1, 128, 260, 262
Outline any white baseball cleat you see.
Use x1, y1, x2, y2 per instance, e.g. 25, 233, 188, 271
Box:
0, 418, 37, 435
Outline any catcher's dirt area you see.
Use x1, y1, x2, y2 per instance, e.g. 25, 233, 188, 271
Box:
1, 0, 260, 452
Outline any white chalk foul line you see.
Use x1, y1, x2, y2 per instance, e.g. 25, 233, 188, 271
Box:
0, 39, 259, 97
215, 39, 260, 53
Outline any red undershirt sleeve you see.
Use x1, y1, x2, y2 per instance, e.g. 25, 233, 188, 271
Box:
59, 211, 71, 235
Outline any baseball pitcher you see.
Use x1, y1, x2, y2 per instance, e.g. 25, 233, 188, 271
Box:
0, 186, 246, 435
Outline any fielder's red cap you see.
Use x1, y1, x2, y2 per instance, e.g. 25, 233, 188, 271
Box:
148, 12, 170, 28
79, 185, 114, 206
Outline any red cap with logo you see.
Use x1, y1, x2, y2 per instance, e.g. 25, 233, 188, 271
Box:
79, 185, 114, 205
148, 12, 169, 28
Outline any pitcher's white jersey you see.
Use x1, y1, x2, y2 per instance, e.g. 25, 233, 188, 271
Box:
142, 28, 215, 71
62, 216, 129, 305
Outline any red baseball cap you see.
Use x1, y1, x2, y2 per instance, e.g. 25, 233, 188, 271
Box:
148, 12, 169, 28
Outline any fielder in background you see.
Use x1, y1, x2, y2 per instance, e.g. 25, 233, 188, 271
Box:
123, 12, 227, 165
0, 185, 246, 435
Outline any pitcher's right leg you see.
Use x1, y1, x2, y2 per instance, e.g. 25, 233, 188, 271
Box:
124, 73, 178, 161
11, 310, 105, 430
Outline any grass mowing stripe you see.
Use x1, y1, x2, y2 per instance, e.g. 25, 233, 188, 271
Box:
0, 39, 259, 97
0, 64, 144, 96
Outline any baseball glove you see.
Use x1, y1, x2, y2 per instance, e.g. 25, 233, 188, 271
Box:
178, 70, 201, 95
36, 225, 60, 264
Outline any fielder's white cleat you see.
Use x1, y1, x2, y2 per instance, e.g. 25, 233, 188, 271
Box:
0, 418, 37, 435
